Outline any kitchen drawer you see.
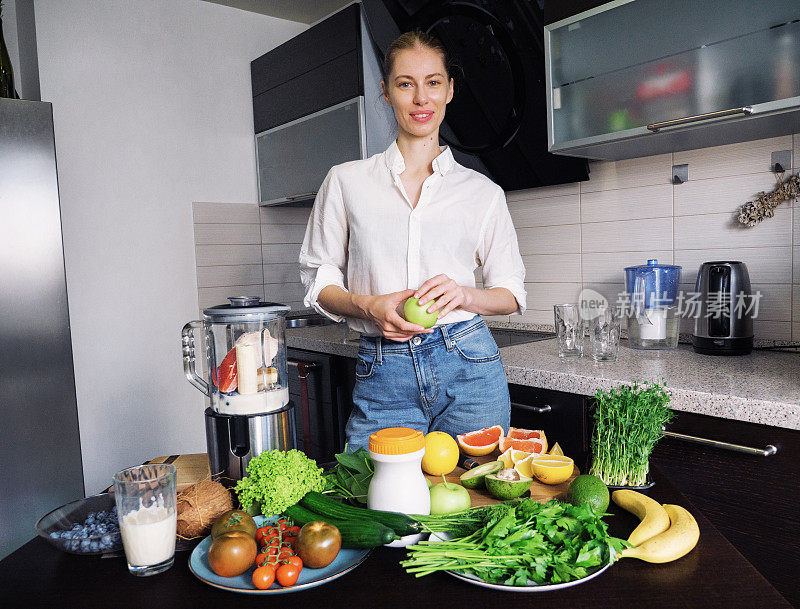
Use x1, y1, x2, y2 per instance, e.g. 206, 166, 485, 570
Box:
253, 50, 362, 134
652, 411, 800, 607
508, 384, 589, 469
251, 3, 360, 97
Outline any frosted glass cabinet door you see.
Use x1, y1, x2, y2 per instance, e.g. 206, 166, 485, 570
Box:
547, 0, 800, 148
257, 98, 365, 205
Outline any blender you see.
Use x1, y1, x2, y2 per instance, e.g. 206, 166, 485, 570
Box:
624, 259, 682, 349
182, 297, 296, 484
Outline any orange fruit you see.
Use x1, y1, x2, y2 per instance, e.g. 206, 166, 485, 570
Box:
456, 425, 505, 456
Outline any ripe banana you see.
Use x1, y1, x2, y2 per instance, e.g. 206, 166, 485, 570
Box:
612, 489, 670, 546
619, 504, 700, 563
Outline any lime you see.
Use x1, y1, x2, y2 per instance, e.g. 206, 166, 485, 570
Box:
566, 474, 610, 513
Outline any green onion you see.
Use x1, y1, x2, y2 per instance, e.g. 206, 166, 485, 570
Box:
588, 381, 674, 487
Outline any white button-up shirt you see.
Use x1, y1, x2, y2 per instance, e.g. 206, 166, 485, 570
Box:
299, 141, 526, 335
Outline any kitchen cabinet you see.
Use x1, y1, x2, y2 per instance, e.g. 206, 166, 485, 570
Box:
508, 384, 589, 468
251, 3, 395, 205
545, 0, 800, 160
251, 3, 362, 133
652, 410, 800, 608
287, 348, 354, 463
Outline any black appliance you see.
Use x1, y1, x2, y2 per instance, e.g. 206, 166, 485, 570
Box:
361, 0, 590, 190
692, 261, 754, 356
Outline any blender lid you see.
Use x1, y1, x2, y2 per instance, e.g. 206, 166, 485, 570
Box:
203, 296, 291, 319
624, 259, 682, 271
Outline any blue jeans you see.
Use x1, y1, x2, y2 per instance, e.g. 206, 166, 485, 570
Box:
345, 316, 510, 450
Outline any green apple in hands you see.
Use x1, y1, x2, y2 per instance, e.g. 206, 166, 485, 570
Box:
403, 297, 438, 328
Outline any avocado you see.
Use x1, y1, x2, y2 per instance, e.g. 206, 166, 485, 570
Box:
485, 472, 533, 500
460, 460, 503, 490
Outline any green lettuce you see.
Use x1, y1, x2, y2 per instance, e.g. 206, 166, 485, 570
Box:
235, 449, 325, 515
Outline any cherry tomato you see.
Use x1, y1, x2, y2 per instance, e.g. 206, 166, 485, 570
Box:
255, 527, 271, 545
276, 563, 300, 587
252, 564, 275, 590
278, 522, 289, 532
255, 552, 271, 567
267, 536, 281, 547
286, 555, 303, 570
278, 549, 293, 561
267, 545, 280, 556
287, 526, 300, 536
284, 536, 298, 548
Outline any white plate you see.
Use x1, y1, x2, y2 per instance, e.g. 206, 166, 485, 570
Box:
445, 557, 613, 592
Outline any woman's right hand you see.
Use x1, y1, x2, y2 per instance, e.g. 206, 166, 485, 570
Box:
356, 289, 433, 341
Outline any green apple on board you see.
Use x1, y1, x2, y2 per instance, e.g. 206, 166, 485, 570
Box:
403, 297, 438, 328
429, 480, 471, 515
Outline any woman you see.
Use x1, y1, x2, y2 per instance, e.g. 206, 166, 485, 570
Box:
299, 31, 526, 449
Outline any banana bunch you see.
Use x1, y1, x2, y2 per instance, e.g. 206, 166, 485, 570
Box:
612, 489, 699, 563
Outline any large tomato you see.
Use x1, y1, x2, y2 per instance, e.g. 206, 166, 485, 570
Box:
295, 521, 341, 568
207, 533, 257, 577
211, 509, 257, 540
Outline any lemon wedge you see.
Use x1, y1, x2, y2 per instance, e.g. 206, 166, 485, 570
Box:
514, 454, 536, 478
548, 442, 564, 456
498, 447, 515, 469
511, 449, 532, 464
531, 455, 574, 485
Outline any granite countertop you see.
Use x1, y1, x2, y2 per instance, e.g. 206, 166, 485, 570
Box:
286, 324, 800, 431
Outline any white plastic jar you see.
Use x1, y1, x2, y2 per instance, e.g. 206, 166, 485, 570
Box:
367, 427, 430, 547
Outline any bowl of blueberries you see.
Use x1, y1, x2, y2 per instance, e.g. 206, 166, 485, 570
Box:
35, 493, 122, 555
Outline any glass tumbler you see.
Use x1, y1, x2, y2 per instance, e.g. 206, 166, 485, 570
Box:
113, 464, 177, 576
588, 307, 621, 362
554, 304, 584, 358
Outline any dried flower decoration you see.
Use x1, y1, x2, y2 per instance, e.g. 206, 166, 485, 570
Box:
738, 171, 800, 227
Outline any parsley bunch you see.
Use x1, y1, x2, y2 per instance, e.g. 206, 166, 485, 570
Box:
402, 499, 628, 586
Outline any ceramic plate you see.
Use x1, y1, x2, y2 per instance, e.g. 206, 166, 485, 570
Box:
445, 556, 613, 592
188, 515, 371, 594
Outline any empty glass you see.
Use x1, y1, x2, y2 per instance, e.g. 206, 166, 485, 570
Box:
554, 304, 584, 358
588, 307, 621, 362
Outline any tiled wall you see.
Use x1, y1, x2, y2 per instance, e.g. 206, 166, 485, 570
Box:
194, 133, 799, 340
504, 134, 799, 342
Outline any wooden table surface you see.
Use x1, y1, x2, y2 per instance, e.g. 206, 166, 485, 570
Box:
0, 465, 790, 609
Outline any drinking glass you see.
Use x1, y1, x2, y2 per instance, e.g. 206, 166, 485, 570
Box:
113, 464, 177, 576
554, 304, 584, 358
588, 307, 621, 362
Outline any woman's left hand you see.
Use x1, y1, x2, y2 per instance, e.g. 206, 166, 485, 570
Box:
415, 274, 472, 320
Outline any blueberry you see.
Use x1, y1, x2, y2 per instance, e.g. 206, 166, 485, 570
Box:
89, 541, 100, 552
101, 535, 112, 545
49, 532, 59, 539
68, 540, 80, 551
80, 540, 91, 551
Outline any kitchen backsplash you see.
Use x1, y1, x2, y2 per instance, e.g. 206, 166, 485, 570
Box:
193, 133, 799, 340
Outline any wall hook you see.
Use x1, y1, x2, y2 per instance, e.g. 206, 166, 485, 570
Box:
672, 164, 688, 185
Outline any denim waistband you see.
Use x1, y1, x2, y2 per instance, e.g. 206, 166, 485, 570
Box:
358, 315, 487, 357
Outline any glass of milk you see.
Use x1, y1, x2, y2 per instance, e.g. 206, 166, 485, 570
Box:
113, 464, 177, 576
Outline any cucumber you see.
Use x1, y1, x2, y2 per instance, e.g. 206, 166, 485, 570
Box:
282, 504, 397, 548
300, 491, 422, 536
460, 460, 503, 489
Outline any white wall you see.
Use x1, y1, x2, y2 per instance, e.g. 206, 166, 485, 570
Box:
34, 0, 306, 493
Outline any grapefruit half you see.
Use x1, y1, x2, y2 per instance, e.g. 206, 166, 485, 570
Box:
456, 425, 505, 456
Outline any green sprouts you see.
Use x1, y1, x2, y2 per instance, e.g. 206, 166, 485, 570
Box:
589, 382, 674, 487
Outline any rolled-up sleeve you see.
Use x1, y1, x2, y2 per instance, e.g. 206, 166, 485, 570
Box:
477, 188, 527, 315
299, 168, 349, 321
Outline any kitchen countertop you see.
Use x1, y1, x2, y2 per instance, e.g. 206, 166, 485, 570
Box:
286, 324, 800, 431
1, 466, 789, 608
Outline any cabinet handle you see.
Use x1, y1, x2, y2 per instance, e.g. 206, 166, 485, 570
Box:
285, 191, 317, 201
662, 428, 777, 456
510, 402, 552, 414
647, 106, 753, 132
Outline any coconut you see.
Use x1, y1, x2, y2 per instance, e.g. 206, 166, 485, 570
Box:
176, 479, 234, 538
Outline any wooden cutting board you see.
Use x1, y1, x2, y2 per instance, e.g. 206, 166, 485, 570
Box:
424, 453, 579, 507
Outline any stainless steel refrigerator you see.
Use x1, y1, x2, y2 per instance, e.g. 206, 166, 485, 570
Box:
0, 97, 84, 559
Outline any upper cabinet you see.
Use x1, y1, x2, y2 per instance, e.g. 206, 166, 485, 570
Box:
545, 0, 800, 160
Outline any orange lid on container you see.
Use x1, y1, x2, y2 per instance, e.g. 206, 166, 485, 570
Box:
369, 427, 425, 455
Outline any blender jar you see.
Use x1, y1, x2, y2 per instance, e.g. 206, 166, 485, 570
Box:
182, 297, 290, 415
624, 259, 682, 349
